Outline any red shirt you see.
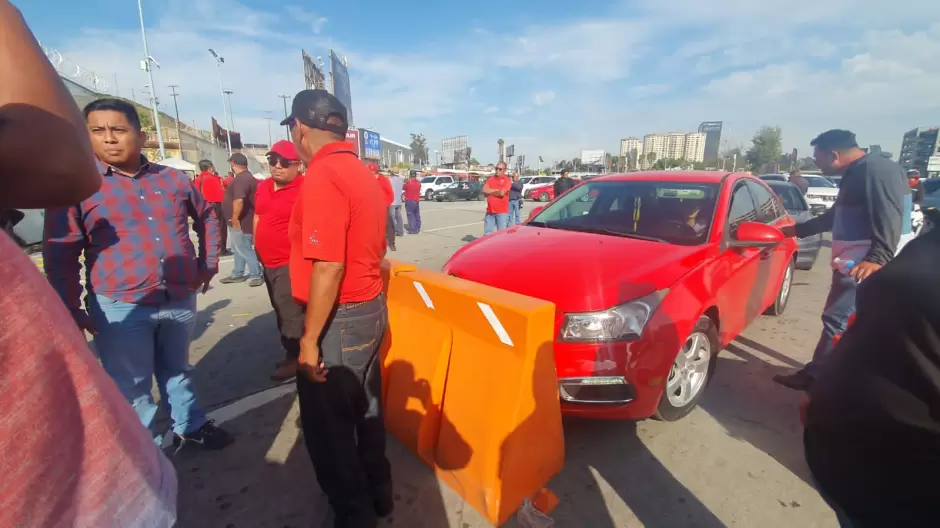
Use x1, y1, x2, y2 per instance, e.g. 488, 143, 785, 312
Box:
403, 178, 422, 201
290, 142, 386, 304
377, 175, 394, 206
255, 175, 303, 268
222, 175, 234, 190
485, 175, 512, 214
194, 171, 224, 203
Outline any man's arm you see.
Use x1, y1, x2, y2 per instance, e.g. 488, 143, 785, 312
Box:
42, 205, 87, 315
301, 174, 349, 342
863, 165, 906, 265
794, 206, 835, 238
0, 2, 100, 208
185, 174, 220, 273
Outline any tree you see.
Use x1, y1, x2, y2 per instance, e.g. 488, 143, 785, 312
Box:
799, 156, 819, 171
745, 126, 783, 173
409, 133, 429, 166
571, 157, 582, 170
470, 157, 480, 166
645, 152, 657, 168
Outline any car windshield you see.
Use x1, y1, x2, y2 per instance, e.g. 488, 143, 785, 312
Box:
529, 180, 720, 246
804, 176, 837, 188
924, 179, 940, 194
420, 176, 436, 183
520, 177, 534, 185
769, 184, 806, 212
444, 182, 462, 189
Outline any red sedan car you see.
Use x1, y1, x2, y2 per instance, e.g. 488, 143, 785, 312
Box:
526, 180, 585, 202
443, 172, 798, 421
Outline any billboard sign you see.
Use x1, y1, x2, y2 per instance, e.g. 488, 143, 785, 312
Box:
362, 130, 381, 159
302, 50, 326, 90
345, 129, 360, 157
329, 50, 353, 126
440, 136, 468, 165
581, 149, 605, 165
927, 155, 940, 172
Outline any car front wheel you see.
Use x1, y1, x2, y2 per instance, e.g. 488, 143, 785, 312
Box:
538, 192, 550, 202
425, 189, 434, 200
654, 315, 719, 422
765, 258, 794, 316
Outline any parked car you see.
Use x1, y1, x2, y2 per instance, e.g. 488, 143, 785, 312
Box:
419, 175, 456, 200
802, 175, 839, 212
432, 181, 482, 201
6, 209, 44, 252
765, 181, 822, 270
443, 172, 797, 422
758, 174, 787, 183
526, 183, 555, 202
923, 179, 940, 211
521, 175, 557, 196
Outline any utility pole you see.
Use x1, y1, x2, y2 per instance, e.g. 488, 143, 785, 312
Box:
167, 84, 182, 156
264, 111, 273, 147
278, 94, 291, 139
113, 74, 120, 97
208, 49, 232, 154
223, 90, 235, 135
136, 0, 165, 159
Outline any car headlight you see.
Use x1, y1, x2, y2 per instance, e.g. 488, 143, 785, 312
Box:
559, 290, 668, 342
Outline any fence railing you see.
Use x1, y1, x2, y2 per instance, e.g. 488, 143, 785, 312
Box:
38, 42, 111, 95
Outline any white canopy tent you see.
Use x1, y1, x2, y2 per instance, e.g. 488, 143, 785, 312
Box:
158, 156, 197, 172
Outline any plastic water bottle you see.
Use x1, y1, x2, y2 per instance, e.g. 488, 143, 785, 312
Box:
833, 257, 856, 275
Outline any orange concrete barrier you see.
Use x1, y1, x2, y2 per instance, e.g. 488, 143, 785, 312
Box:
382, 266, 564, 526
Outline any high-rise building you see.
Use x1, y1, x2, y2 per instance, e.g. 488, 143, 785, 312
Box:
642, 134, 667, 168
665, 132, 687, 160
698, 121, 723, 161
620, 137, 644, 169
899, 127, 940, 175
684, 132, 707, 163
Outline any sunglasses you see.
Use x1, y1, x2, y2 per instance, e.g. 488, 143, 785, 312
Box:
496, 167, 507, 171
267, 156, 299, 168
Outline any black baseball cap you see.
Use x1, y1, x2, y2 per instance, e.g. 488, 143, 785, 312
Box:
280, 89, 348, 136
228, 152, 248, 166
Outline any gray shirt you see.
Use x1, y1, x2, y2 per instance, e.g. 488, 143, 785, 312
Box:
390, 175, 404, 206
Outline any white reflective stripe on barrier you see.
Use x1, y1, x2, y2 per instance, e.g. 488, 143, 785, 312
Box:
478, 302, 515, 347
413, 281, 435, 310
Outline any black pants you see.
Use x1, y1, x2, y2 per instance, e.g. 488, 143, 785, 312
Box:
262, 264, 303, 359
297, 294, 391, 528
385, 207, 396, 247
210, 202, 227, 251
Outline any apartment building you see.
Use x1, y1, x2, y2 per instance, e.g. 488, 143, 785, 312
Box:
642, 134, 667, 168
683, 132, 707, 163
620, 137, 644, 169
899, 127, 940, 176
641, 131, 707, 166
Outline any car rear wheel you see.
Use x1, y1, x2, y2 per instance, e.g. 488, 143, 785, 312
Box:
425, 189, 434, 201
654, 315, 718, 422
765, 258, 794, 316
538, 192, 550, 202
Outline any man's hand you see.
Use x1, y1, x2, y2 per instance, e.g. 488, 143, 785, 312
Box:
299, 334, 328, 382
199, 268, 217, 293
231, 218, 241, 231
849, 260, 882, 282
74, 311, 96, 335
780, 224, 797, 238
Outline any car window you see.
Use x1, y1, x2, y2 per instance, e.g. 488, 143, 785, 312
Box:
770, 185, 807, 212
534, 177, 552, 184
804, 176, 837, 188
531, 180, 720, 246
438, 177, 453, 184
727, 183, 758, 235
745, 180, 782, 223
924, 179, 940, 195
420, 176, 436, 183
520, 177, 534, 185
760, 175, 786, 182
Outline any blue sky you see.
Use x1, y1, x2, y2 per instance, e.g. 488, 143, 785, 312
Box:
21, 0, 940, 164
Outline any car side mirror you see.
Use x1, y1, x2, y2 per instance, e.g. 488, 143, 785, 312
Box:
729, 221, 784, 248
526, 206, 545, 222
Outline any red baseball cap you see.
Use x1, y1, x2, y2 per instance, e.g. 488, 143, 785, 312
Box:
366, 162, 380, 172
267, 140, 299, 161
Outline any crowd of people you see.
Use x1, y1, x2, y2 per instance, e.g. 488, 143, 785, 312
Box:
2, 2, 940, 527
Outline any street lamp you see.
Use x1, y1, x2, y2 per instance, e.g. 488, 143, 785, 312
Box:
137, 0, 166, 159
223, 90, 235, 134
208, 48, 232, 154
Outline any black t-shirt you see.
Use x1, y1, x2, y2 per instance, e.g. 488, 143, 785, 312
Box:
553, 177, 576, 197
804, 227, 940, 526
221, 170, 257, 234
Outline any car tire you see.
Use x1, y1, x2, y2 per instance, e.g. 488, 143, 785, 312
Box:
654, 315, 719, 422
538, 193, 550, 202
425, 189, 434, 201
765, 258, 794, 316
475, 193, 483, 201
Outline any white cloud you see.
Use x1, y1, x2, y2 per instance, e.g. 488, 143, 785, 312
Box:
532, 91, 555, 106
43, 0, 940, 163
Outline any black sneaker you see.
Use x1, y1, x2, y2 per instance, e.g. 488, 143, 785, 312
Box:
172, 421, 234, 453
773, 370, 815, 391
219, 275, 247, 284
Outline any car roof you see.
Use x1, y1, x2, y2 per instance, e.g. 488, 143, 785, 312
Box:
765, 180, 796, 189
590, 171, 737, 184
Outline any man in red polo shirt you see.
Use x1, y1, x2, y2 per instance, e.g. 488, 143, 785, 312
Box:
402, 172, 422, 234
254, 140, 305, 381
283, 89, 392, 527
367, 163, 396, 252
482, 161, 512, 235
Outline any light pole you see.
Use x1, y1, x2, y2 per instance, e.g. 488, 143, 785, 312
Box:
208, 49, 232, 154
264, 111, 273, 147
278, 94, 291, 139
223, 90, 235, 135
167, 84, 182, 155
137, 0, 166, 159
141, 85, 158, 141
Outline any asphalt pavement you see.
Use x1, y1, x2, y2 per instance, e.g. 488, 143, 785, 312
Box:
151, 199, 837, 527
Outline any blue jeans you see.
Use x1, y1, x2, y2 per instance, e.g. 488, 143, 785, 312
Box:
484, 213, 509, 235
229, 228, 261, 279
805, 271, 857, 376
88, 293, 206, 442
509, 199, 522, 225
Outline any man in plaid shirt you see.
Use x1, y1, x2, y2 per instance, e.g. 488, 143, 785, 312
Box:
44, 98, 234, 452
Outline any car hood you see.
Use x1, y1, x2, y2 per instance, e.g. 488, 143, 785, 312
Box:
443, 225, 715, 313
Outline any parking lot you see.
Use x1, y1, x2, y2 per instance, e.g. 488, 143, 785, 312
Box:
161, 199, 837, 527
